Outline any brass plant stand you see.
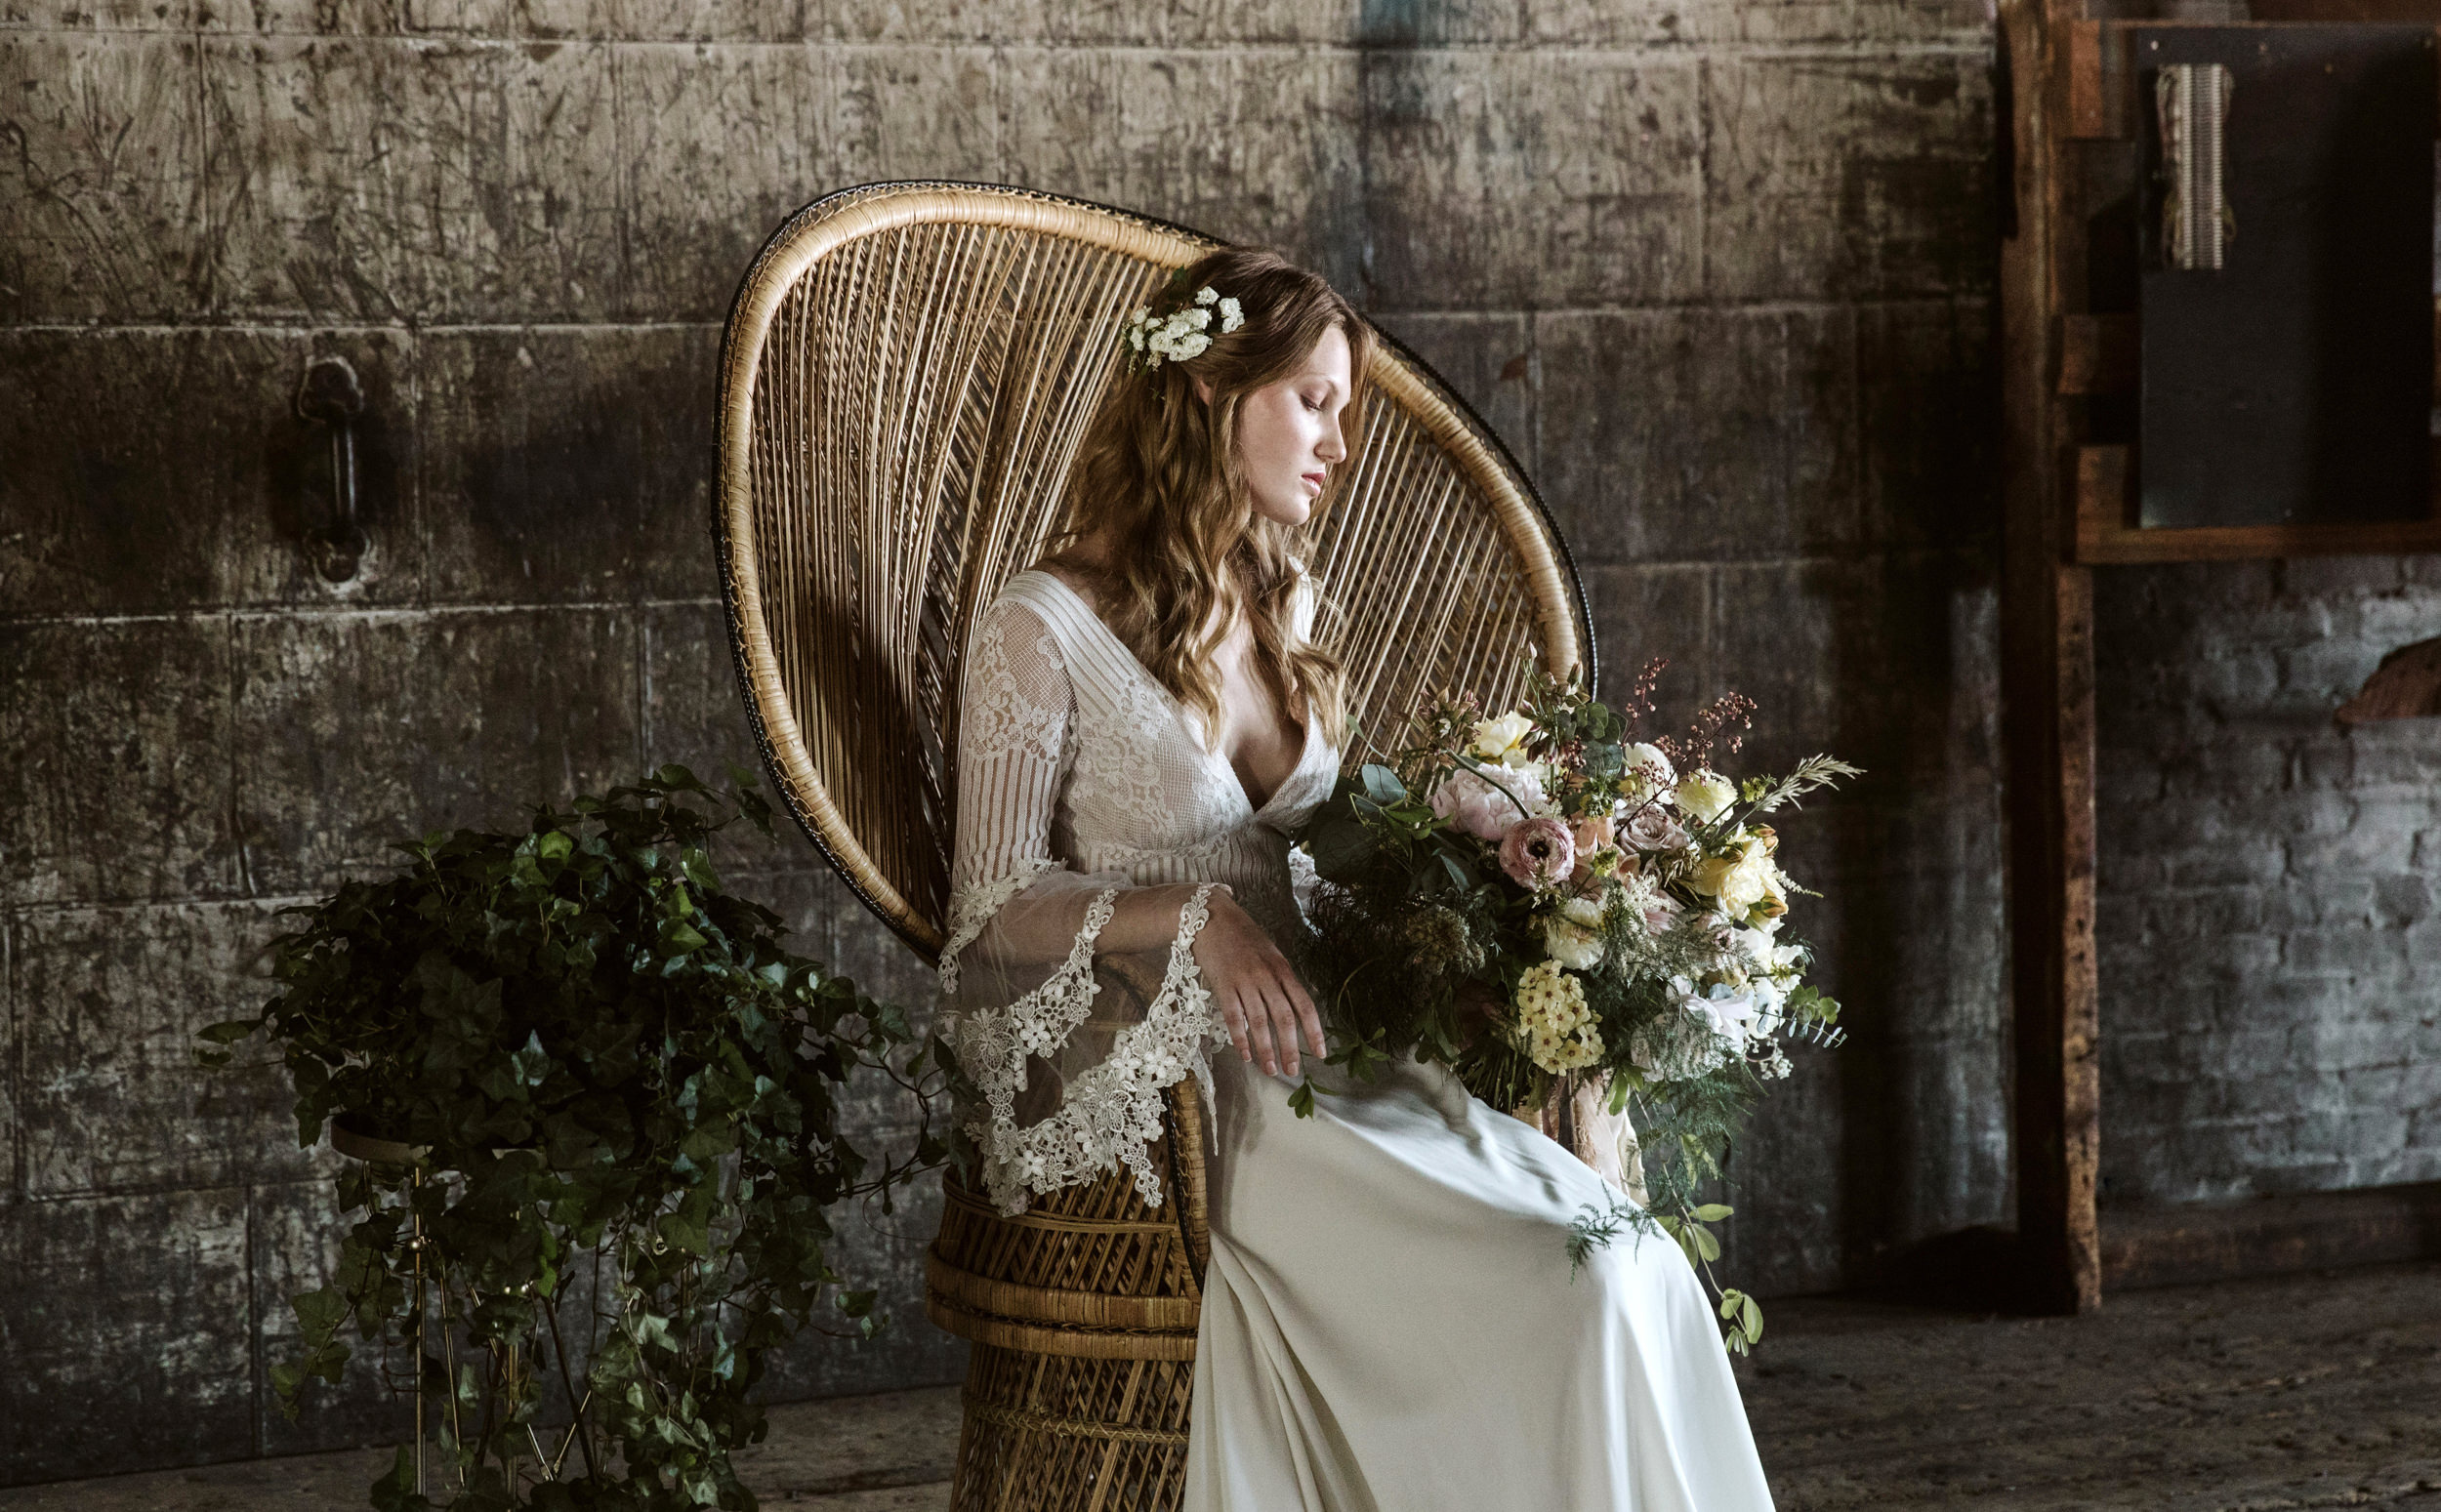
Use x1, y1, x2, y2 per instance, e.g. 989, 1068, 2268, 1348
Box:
328, 1122, 432, 1500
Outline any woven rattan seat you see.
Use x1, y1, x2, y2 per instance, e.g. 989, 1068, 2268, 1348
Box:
715, 181, 1593, 1512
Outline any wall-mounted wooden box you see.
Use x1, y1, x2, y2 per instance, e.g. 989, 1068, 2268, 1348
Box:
2052, 17, 2441, 561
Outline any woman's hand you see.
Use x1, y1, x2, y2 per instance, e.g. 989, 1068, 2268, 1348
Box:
1191, 888, 1326, 1077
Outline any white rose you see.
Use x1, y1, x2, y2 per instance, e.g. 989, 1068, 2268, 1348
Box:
1625, 743, 1676, 791
1558, 894, 1608, 928
1674, 770, 1736, 823
1469, 711, 1535, 767
1543, 917, 1605, 971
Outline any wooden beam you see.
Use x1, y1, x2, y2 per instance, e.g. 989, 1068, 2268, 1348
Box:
2249, 0, 2441, 20
2056, 313, 2135, 395
2072, 443, 2131, 561
2080, 514, 2441, 562
2073, 442, 2441, 561
2103, 1181, 2441, 1289
2057, 20, 2134, 139
2000, 0, 2103, 1317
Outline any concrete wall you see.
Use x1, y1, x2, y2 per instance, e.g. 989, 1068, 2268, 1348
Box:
16, 0, 2373, 1486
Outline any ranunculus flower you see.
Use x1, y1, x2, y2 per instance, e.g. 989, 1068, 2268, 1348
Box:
1499, 815, 1576, 891
1469, 711, 1536, 767
1674, 770, 1737, 823
1430, 764, 1547, 841
1622, 806, 1689, 853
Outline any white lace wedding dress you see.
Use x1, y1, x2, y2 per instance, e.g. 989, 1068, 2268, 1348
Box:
939, 567, 1777, 1512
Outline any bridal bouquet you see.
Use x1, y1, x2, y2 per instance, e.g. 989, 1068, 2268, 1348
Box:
1290, 661, 1858, 1352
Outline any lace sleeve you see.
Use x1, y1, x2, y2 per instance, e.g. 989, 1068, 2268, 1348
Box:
939, 594, 1226, 1216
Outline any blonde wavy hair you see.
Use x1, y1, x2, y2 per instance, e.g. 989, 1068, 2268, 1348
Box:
1055, 248, 1372, 750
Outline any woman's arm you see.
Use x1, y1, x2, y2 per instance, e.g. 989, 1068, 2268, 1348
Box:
947, 595, 1320, 1075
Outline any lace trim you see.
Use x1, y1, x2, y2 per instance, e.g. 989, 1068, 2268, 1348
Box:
969, 883, 1225, 1215
948, 884, 1119, 1181
938, 856, 1064, 998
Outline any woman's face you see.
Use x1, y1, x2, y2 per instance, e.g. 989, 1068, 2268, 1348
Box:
1227, 324, 1352, 528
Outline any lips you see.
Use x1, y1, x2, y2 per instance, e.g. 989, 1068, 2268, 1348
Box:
1301, 470, 1327, 495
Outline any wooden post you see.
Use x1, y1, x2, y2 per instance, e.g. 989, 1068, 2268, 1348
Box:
1999, 0, 2103, 1315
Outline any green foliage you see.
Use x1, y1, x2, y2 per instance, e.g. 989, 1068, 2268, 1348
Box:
200, 765, 945, 1511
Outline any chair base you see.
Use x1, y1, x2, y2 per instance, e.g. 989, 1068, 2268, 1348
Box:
949, 1341, 1194, 1512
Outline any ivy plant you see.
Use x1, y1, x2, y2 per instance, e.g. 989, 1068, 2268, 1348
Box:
199, 766, 945, 1511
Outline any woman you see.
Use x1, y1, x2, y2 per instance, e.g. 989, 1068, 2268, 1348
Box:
939, 247, 1775, 1511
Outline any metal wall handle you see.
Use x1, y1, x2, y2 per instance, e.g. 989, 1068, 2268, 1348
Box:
297, 355, 367, 583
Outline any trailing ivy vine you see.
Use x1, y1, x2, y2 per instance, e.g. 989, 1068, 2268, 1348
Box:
199, 766, 946, 1511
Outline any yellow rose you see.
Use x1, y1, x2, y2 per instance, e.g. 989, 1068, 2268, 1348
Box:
1674, 770, 1736, 823
1469, 711, 1535, 767
1690, 844, 1772, 912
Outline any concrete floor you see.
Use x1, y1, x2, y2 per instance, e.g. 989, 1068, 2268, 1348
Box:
4, 1261, 2434, 1511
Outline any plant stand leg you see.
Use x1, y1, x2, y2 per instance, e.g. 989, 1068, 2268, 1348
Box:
412, 1170, 428, 1499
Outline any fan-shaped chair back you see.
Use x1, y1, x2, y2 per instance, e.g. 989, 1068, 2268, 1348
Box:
717, 182, 1593, 960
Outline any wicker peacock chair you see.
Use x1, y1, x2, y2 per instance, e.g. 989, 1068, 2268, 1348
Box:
715, 181, 1594, 1512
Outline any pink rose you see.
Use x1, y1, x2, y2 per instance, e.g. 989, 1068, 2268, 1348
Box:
1499, 816, 1576, 891
1430, 765, 1548, 842
1623, 806, 1689, 853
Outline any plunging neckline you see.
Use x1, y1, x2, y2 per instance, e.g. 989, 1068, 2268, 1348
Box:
1023, 569, 1320, 818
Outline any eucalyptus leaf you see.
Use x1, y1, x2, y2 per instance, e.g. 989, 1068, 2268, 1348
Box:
1359, 763, 1408, 804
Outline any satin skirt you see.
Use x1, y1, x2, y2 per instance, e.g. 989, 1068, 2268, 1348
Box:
1180, 1052, 1777, 1512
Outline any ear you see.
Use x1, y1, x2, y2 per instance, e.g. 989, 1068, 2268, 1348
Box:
1190, 372, 1214, 404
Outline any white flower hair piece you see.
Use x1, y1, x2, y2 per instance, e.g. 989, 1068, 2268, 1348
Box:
1123, 284, 1247, 374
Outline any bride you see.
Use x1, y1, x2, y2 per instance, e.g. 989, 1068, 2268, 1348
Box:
938, 247, 1776, 1511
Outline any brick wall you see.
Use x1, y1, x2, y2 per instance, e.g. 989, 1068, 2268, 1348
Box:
2, 0, 2002, 1483
2096, 557, 2441, 1206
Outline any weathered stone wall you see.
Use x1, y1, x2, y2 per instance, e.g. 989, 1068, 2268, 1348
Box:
2095, 558, 2441, 1205
1, 0, 2010, 1485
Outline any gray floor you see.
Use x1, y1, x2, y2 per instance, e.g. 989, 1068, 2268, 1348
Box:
5, 1262, 2434, 1510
